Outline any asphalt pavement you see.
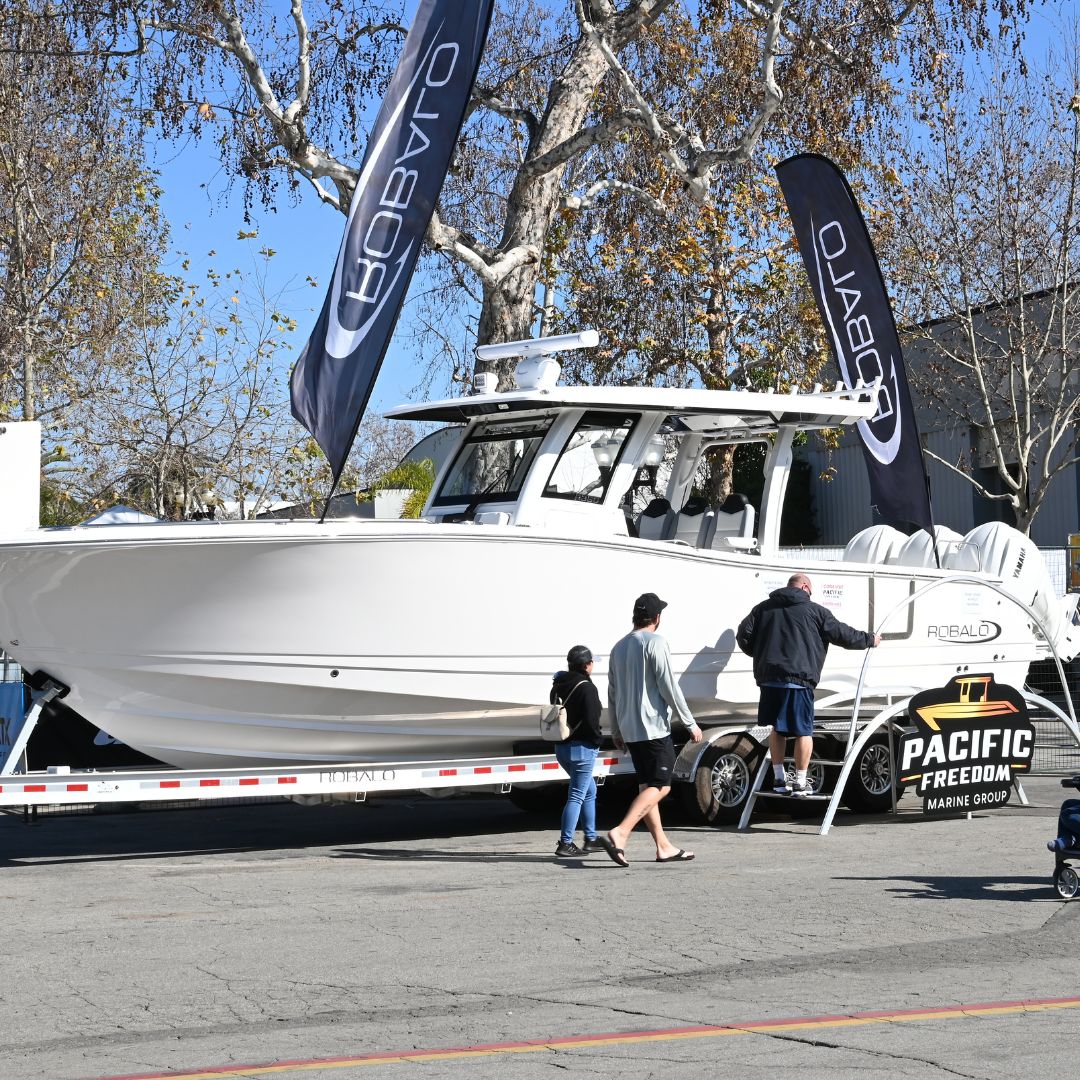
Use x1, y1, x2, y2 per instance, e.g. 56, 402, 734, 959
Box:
1, 778, 1077, 1079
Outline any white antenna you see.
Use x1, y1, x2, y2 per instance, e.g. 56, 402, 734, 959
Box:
474, 330, 600, 391
474, 329, 599, 362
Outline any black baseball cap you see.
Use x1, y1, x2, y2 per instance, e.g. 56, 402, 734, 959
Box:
633, 592, 668, 619
567, 645, 593, 668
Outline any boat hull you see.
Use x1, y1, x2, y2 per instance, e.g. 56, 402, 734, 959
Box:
0, 520, 1039, 768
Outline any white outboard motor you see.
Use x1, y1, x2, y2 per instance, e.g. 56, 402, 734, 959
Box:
843, 525, 907, 565
945, 522, 1077, 659
893, 525, 965, 568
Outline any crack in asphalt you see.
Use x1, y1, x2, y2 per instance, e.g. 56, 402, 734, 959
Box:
738, 1025, 985, 1079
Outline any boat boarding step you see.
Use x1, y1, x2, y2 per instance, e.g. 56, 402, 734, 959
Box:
754, 791, 831, 801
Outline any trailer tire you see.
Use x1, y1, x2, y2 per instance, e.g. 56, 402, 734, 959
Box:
679, 733, 763, 825
841, 734, 901, 814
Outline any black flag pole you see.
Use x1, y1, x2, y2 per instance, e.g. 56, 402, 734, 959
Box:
290, 0, 495, 521
776, 153, 937, 553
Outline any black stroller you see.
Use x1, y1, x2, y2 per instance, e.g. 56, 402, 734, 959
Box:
1052, 775, 1080, 900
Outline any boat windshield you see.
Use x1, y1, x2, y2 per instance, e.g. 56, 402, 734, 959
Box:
432, 417, 553, 507
543, 412, 638, 503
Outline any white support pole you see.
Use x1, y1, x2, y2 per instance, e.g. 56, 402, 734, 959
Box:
0, 683, 62, 776
819, 698, 911, 835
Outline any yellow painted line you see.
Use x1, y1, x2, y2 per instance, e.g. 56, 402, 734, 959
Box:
96, 995, 1080, 1079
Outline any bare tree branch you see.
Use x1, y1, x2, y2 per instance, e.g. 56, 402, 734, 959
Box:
563, 178, 668, 215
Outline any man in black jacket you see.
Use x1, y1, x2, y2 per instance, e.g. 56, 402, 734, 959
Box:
737, 573, 881, 797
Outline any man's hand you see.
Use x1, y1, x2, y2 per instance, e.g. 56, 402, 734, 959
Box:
872, 633, 882, 647
614, 736, 627, 752
689, 724, 703, 743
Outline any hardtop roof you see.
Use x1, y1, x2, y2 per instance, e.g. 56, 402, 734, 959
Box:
383, 382, 880, 436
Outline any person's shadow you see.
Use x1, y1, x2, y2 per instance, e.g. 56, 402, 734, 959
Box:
681, 628, 739, 705
836, 873, 1054, 902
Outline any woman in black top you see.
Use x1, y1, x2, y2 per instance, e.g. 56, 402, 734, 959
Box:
551, 644, 604, 858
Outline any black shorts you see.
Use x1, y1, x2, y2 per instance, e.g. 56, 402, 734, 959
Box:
628, 735, 676, 789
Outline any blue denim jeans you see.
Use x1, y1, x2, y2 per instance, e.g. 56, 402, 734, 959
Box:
1059, 798, 1080, 843
554, 741, 599, 845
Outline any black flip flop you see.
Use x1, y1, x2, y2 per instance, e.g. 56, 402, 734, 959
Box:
598, 836, 629, 867
655, 849, 695, 862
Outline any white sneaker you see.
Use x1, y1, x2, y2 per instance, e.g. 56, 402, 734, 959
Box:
772, 777, 791, 794
790, 779, 814, 798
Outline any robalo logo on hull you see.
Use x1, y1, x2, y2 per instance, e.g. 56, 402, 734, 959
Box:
927, 621, 1001, 644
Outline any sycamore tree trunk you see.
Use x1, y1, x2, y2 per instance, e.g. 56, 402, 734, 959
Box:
473, 39, 611, 386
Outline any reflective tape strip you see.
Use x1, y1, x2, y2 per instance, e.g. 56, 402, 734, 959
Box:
0, 754, 630, 801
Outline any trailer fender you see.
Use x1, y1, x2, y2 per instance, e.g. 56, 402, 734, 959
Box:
676, 728, 766, 825
672, 726, 756, 783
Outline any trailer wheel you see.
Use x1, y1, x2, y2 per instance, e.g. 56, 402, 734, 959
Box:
506, 783, 565, 815
679, 733, 763, 825
841, 735, 901, 814
1053, 865, 1079, 900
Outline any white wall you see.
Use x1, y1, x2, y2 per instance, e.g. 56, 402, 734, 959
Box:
0, 422, 40, 533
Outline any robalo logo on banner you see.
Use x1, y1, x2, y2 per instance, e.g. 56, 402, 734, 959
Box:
899, 674, 1034, 814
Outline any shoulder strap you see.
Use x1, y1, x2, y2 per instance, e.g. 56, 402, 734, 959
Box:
558, 679, 588, 738
562, 680, 586, 705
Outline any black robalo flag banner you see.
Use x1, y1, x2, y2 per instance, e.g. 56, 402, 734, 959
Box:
776, 153, 934, 536
291, 0, 494, 481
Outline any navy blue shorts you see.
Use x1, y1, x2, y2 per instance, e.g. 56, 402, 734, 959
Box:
758, 685, 815, 737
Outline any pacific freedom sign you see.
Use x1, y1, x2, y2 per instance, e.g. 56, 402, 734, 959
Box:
899, 674, 1033, 814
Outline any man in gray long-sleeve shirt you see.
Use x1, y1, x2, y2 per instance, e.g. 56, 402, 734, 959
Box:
602, 592, 702, 867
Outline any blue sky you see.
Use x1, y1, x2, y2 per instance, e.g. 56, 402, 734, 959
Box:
152, 135, 425, 415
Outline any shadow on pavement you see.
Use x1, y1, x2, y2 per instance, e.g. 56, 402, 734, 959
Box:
0, 795, 545, 866
836, 873, 1054, 902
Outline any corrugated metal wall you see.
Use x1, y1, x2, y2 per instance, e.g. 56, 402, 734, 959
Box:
802, 429, 1079, 547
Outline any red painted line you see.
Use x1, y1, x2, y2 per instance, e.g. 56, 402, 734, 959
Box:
438, 768, 457, 776
159, 780, 181, 789
542, 761, 560, 770
473, 766, 492, 774
602, 756, 619, 765
239, 778, 259, 786
507, 764, 526, 772
66, 783, 89, 792
277, 777, 297, 785
23, 784, 45, 793
199, 779, 221, 787
90, 994, 1080, 1080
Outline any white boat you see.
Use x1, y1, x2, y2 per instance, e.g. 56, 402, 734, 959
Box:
0, 333, 1076, 770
